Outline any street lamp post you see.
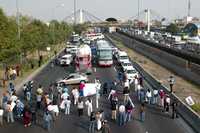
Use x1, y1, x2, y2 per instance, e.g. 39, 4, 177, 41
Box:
74, 0, 77, 25
16, 0, 20, 40
52, 4, 65, 45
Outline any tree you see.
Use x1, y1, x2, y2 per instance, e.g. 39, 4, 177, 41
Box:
166, 23, 180, 35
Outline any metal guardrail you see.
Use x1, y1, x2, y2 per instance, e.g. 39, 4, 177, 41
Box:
106, 34, 200, 133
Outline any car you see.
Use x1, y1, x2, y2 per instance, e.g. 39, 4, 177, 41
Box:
116, 51, 129, 64
57, 73, 89, 85
124, 66, 139, 83
121, 60, 133, 70
58, 54, 73, 65
65, 45, 78, 54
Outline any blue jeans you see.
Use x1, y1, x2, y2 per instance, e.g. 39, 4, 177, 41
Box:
89, 121, 95, 133
44, 121, 51, 131
79, 90, 83, 97
140, 112, 145, 122
118, 112, 125, 126
137, 90, 141, 101
125, 112, 132, 122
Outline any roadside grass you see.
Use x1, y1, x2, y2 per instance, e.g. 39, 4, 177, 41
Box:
191, 104, 200, 113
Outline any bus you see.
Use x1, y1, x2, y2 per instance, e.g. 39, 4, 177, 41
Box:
96, 40, 113, 66
75, 44, 92, 74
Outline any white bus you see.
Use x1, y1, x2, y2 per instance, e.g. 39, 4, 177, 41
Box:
96, 40, 113, 66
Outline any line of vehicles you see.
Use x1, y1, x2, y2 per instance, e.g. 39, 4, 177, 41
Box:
55, 31, 139, 86
120, 28, 200, 54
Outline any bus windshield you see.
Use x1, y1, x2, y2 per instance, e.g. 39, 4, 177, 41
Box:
99, 50, 112, 60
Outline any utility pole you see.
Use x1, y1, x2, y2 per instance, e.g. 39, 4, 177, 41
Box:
188, 0, 191, 17
16, 0, 20, 40
74, 0, 77, 25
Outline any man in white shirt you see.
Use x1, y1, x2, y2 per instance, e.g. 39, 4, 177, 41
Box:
134, 76, 139, 92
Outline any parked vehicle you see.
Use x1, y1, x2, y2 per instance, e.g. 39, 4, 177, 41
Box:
124, 66, 139, 83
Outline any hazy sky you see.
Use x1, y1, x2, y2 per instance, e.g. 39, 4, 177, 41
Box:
0, 0, 199, 22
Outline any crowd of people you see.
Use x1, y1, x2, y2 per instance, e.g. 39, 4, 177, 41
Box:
0, 67, 179, 133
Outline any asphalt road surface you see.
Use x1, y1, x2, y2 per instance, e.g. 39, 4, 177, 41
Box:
0, 51, 195, 133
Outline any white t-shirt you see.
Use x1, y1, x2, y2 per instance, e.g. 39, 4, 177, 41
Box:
37, 95, 42, 102
124, 80, 130, 88
78, 101, 84, 109
72, 89, 79, 98
166, 97, 170, 104
61, 92, 69, 100
153, 90, 158, 96
146, 91, 152, 98
10, 95, 18, 102
0, 109, 4, 116
134, 78, 138, 85
119, 105, 125, 113
65, 100, 71, 107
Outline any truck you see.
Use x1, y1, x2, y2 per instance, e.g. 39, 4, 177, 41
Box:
75, 44, 92, 74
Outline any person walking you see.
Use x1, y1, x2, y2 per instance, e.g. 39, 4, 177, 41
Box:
111, 96, 118, 121
65, 97, 71, 115
159, 89, 165, 107
85, 98, 93, 117
89, 112, 96, 133
134, 75, 139, 92
77, 98, 84, 117
140, 103, 145, 122
16, 99, 24, 118
118, 104, 126, 126
165, 95, 170, 113
5, 101, 14, 123
43, 111, 52, 131
125, 101, 133, 122
102, 120, 111, 133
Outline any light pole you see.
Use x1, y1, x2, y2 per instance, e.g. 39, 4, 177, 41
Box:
74, 0, 77, 25
16, 0, 20, 40
52, 4, 65, 45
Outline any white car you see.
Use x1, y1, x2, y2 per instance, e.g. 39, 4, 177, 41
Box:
117, 51, 130, 64
124, 66, 139, 83
65, 45, 78, 54
121, 61, 133, 70
57, 73, 88, 85
59, 54, 73, 65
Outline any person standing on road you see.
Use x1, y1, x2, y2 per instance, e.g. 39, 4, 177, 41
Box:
146, 89, 152, 104
65, 97, 71, 115
164, 95, 170, 113
5, 101, 14, 123
123, 86, 130, 103
159, 89, 165, 107
77, 98, 84, 117
153, 89, 159, 105
125, 101, 133, 122
103, 82, 108, 95
111, 96, 118, 121
89, 112, 96, 133
43, 111, 52, 131
118, 104, 126, 126
134, 75, 139, 92
79, 81, 85, 97
102, 120, 111, 133
140, 103, 145, 122
171, 100, 179, 119
72, 87, 79, 105
23, 106, 31, 127
85, 98, 93, 117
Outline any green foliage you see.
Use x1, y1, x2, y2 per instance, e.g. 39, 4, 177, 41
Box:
0, 8, 72, 64
166, 23, 180, 35
73, 24, 88, 34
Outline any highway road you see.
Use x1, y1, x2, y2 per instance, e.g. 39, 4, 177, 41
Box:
0, 50, 195, 133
